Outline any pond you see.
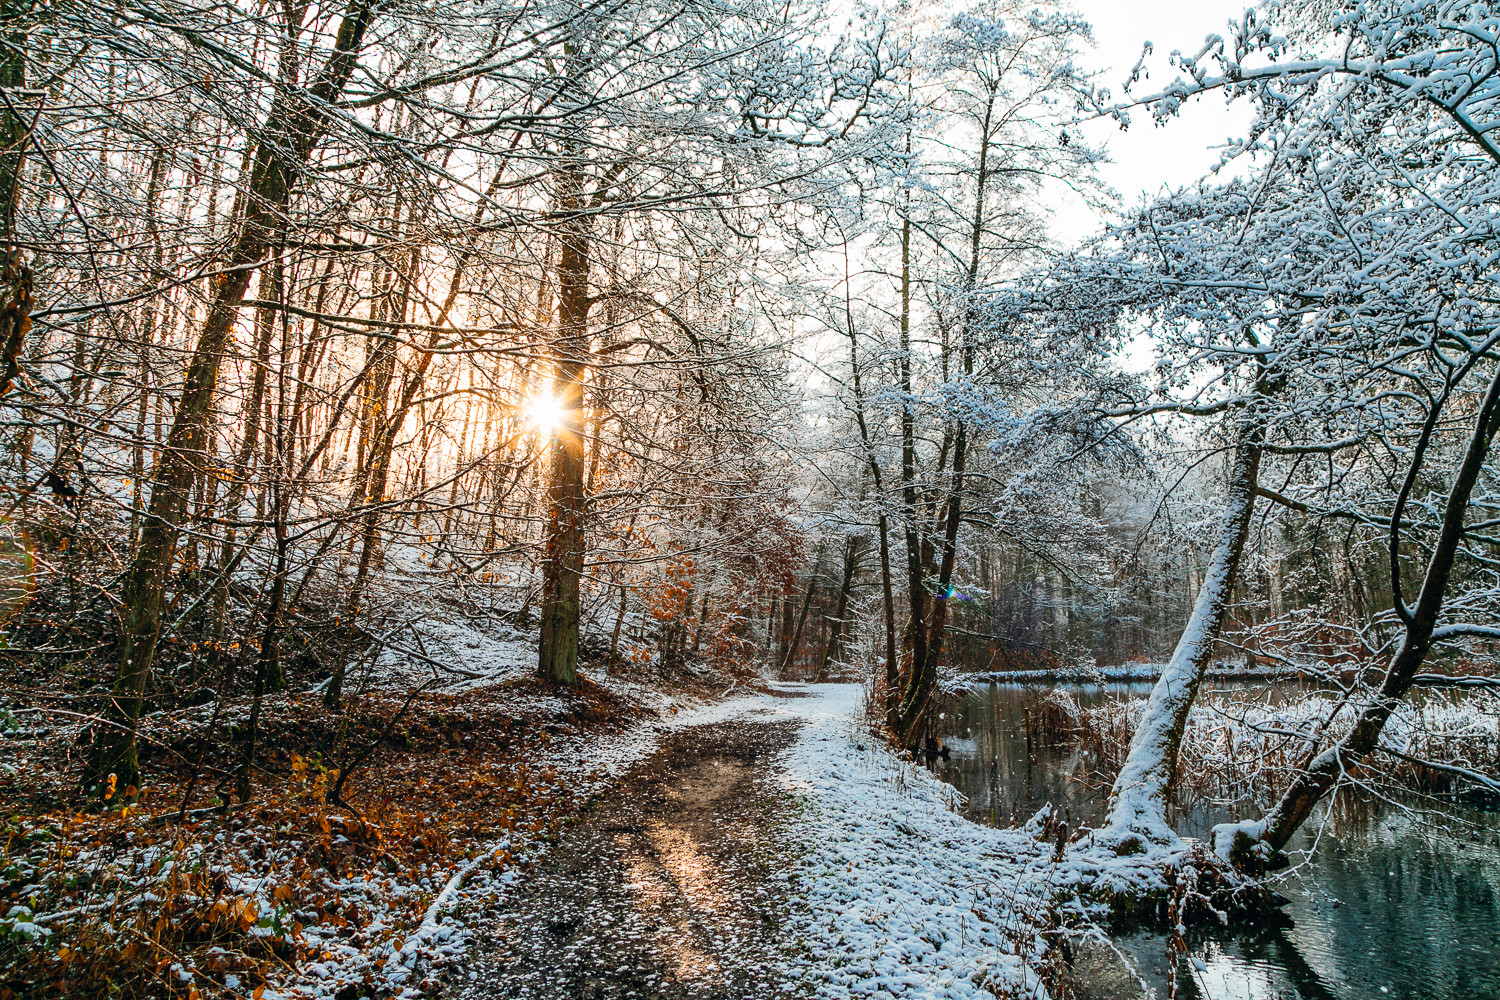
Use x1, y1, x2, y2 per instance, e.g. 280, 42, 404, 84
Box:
925, 681, 1500, 1000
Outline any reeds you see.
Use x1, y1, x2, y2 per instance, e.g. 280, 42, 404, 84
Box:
1026, 687, 1499, 805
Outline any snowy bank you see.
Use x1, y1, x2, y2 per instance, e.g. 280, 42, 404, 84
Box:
767, 684, 1061, 999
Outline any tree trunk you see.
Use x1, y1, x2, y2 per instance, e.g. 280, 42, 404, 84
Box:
0, 7, 32, 399
327, 319, 445, 708
1101, 435, 1262, 845
537, 149, 592, 685
780, 548, 823, 678
1217, 364, 1500, 867
896, 209, 925, 731
837, 234, 898, 725
877, 515, 897, 728
778, 594, 794, 666
818, 536, 858, 681
208, 264, 277, 687
897, 419, 967, 742
610, 580, 627, 660
237, 487, 288, 804
89, 0, 376, 792
894, 91, 992, 743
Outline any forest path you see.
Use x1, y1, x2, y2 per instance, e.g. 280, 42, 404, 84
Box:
440, 708, 807, 1000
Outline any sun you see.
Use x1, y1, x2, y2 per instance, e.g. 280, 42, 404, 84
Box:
522, 392, 567, 436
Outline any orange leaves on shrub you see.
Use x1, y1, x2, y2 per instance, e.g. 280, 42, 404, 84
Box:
206, 896, 260, 934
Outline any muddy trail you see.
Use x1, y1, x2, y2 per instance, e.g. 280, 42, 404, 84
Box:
441, 716, 807, 1000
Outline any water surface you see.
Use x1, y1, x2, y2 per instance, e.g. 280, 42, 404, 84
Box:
925, 682, 1500, 1000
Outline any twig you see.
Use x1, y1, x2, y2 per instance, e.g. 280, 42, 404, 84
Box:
329, 680, 437, 817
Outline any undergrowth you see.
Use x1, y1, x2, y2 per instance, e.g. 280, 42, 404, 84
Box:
1, 680, 639, 1000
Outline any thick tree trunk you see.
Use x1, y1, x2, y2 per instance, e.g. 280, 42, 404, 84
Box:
1216, 366, 1500, 868
88, 0, 376, 792
1101, 436, 1262, 845
537, 154, 592, 685
896, 419, 967, 742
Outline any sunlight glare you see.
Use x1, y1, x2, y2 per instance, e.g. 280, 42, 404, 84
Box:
523, 392, 566, 436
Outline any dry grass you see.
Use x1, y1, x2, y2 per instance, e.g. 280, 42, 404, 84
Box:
1025, 686, 1500, 806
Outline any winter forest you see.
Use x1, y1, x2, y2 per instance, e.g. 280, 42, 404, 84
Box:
3, 0, 1500, 997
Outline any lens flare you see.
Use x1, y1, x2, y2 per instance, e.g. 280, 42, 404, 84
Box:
522, 393, 567, 436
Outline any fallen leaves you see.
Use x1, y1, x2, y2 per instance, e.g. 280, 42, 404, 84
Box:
2, 680, 641, 1000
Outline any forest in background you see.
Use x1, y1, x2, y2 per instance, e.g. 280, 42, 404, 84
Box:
4, 0, 1500, 995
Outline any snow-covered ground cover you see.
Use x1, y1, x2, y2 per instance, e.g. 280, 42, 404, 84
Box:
361, 682, 1127, 1000
10, 670, 1297, 1000
391, 680, 1213, 1000
0, 665, 774, 1000
767, 684, 1066, 999
762, 684, 1259, 1000
371, 615, 539, 694
337, 690, 781, 1000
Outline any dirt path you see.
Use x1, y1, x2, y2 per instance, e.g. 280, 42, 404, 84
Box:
440, 716, 806, 1000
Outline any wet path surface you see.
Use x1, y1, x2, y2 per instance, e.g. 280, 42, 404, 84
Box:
442, 718, 805, 1000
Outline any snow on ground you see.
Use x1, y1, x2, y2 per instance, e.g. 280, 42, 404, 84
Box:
369, 611, 539, 694
391, 681, 1130, 1000
283, 680, 1164, 1000
323, 689, 783, 1000
765, 684, 1063, 1000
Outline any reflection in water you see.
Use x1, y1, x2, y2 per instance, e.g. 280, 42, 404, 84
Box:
927, 682, 1500, 1000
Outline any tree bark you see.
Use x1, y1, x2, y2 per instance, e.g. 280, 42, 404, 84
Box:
1217, 364, 1500, 867
896, 209, 926, 733
838, 236, 899, 726
1101, 434, 1262, 844
780, 547, 823, 677
894, 87, 992, 743
0, 6, 32, 399
537, 140, 592, 685
89, 0, 376, 793
327, 315, 446, 708
818, 536, 859, 680
897, 418, 967, 742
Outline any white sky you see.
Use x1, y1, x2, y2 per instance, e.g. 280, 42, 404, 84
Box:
1048, 0, 1255, 247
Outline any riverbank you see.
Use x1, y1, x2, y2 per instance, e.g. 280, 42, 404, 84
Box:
16, 677, 1393, 1000
923, 680, 1500, 999
438, 682, 1102, 1000
773, 684, 1057, 998
945, 661, 1300, 688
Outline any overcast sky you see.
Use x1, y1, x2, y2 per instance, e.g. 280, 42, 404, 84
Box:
1050, 0, 1254, 246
